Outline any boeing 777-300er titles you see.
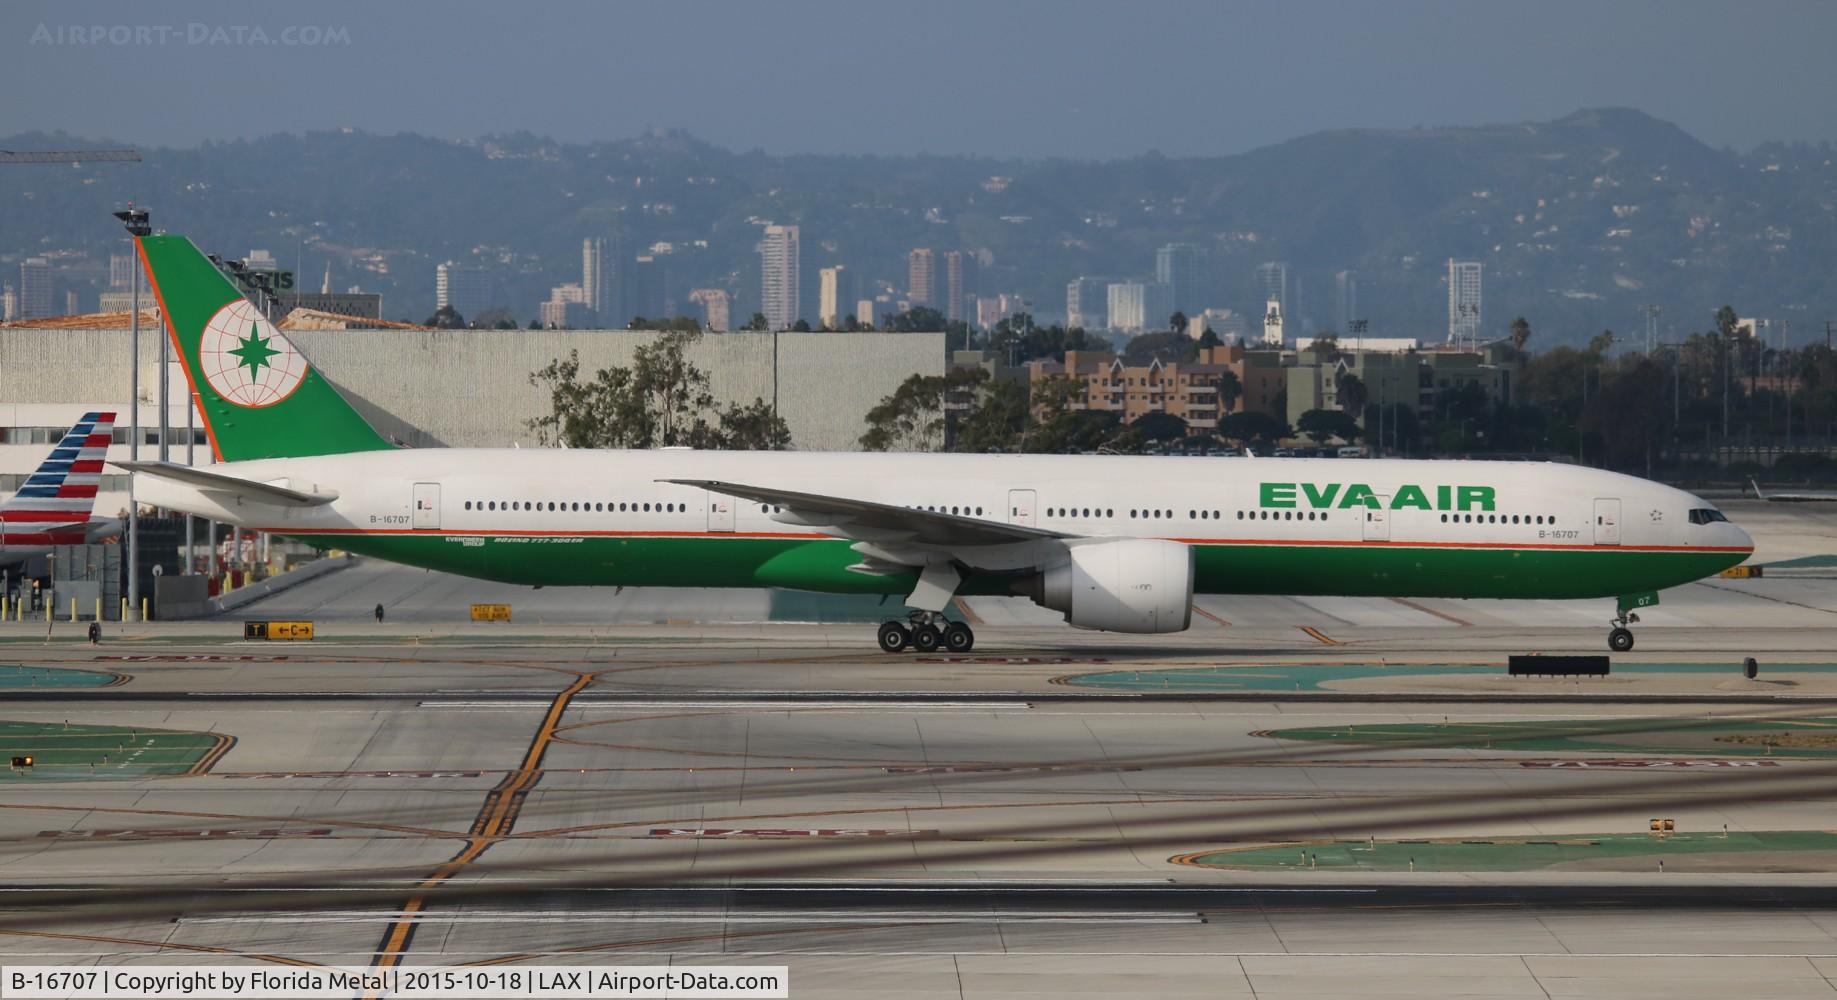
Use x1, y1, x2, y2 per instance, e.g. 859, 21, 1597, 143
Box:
118, 234, 1752, 652
1, 412, 121, 563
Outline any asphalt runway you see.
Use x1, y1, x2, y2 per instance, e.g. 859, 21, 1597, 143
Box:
2, 498, 1837, 996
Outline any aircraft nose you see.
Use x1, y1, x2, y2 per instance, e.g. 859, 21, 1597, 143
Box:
1730, 518, 1754, 554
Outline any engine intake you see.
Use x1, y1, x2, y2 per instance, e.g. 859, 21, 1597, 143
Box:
1025, 538, 1193, 634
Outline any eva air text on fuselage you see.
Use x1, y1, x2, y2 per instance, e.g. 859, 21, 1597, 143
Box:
1259, 482, 1497, 511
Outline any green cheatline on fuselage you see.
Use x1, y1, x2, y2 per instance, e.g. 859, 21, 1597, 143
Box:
291, 531, 1744, 600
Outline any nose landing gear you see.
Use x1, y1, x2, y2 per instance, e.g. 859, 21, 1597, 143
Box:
1608, 611, 1639, 652
877, 611, 974, 654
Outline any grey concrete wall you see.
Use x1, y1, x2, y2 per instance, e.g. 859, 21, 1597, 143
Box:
0, 328, 945, 452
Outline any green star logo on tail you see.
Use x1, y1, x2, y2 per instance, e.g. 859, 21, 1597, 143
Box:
229, 321, 281, 382
196, 299, 308, 408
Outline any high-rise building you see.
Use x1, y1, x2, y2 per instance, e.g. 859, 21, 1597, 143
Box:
538, 283, 590, 328
756, 224, 800, 330
1447, 258, 1483, 345
436, 262, 491, 321
1066, 277, 1110, 331
858, 296, 897, 330
1155, 243, 1210, 316
624, 254, 679, 321
64, 290, 79, 315
582, 236, 624, 325
943, 250, 974, 324
1, 285, 14, 322
1254, 262, 1290, 332
818, 265, 856, 328
108, 254, 136, 290
1332, 269, 1360, 335
1106, 281, 1174, 334
689, 288, 730, 332
906, 248, 936, 308
17, 258, 53, 320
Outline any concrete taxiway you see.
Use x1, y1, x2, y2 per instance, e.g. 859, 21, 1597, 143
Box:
1, 497, 1836, 996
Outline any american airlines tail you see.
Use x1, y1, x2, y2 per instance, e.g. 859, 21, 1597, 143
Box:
0, 412, 116, 547
135, 235, 392, 461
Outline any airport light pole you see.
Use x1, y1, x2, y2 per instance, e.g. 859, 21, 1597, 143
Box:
113, 207, 150, 622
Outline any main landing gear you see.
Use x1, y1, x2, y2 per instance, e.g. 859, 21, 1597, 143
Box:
877, 611, 975, 654
1608, 612, 1639, 652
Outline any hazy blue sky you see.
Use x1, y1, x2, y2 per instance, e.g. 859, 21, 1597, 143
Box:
4, 0, 1834, 158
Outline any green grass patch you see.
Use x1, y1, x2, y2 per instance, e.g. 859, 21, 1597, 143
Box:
0, 664, 122, 688
0, 720, 228, 780
1183, 831, 1837, 872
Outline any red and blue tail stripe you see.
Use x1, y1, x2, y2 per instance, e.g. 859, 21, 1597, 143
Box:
2, 412, 116, 529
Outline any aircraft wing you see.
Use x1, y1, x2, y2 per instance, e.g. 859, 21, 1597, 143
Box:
660, 478, 1068, 547
113, 461, 339, 507
1750, 478, 1837, 502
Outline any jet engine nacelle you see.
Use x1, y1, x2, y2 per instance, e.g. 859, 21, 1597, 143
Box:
1027, 538, 1194, 634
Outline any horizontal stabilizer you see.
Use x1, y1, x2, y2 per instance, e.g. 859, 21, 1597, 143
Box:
112, 461, 338, 507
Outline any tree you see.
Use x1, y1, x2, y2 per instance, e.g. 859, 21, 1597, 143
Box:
1305, 333, 1342, 364
627, 315, 701, 333
1122, 330, 1198, 365
424, 304, 466, 328
527, 318, 543, 330
473, 306, 516, 330
859, 370, 971, 452
790, 318, 811, 332
985, 318, 1106, 364
711, 398, 792, 450
1131, 411, 1190, 443
1025, 374, 1116, 453
1170, 311, 1189, 338
1297, 408, 1360, 445
1196, 327, 1222, 349
954, 376, 1030, 453
527, 329, 789, 450
1217, 411, 1290, 449
1215, 369, 1243, 414
881, 306, 948, 333
1335, 371, 1368, 416
1509, 316, 1532, 352
742, 312, 769, 331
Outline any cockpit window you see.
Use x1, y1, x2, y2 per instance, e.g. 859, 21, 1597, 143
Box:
1687, 508, 1729, 525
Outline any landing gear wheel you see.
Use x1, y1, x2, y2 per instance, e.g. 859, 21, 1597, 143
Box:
1608, 627, 1635, 652
944, 622, 975, 653
877, 621, 912, 654
911, 625, 942, 653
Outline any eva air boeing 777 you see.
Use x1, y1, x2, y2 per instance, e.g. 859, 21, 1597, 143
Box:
120, 234, 1752, 652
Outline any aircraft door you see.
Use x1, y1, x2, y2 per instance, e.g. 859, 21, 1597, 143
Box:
1362, 494, 1390, 541
413, 482, 440, 530
706, 491, 736, 532
1593, 497, 1621, 545
1007, 489, 1037, 527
